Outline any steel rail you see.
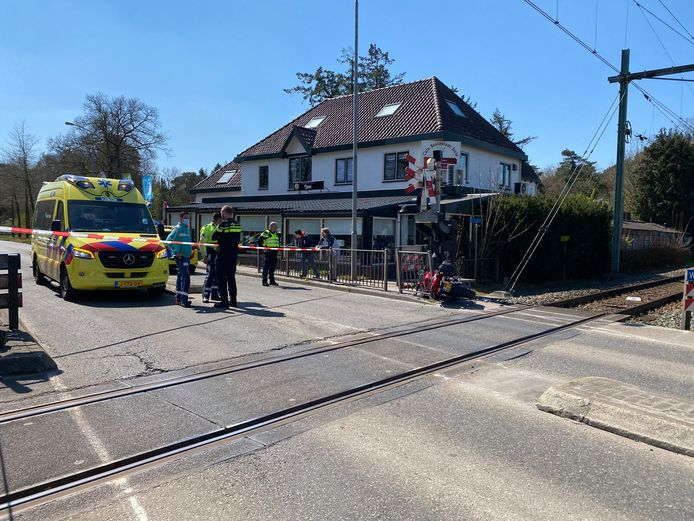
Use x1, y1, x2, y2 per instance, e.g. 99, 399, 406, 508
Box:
549, 275, 682, 309
0, 306, 530, 425
0, 312, 604, 513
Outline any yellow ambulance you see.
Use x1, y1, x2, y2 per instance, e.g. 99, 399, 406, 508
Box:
31, 175, 169, 301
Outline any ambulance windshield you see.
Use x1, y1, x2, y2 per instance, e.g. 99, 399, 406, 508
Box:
68, 201, 156, 234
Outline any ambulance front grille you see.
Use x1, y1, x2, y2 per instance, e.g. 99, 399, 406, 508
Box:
98, 251, 154, 269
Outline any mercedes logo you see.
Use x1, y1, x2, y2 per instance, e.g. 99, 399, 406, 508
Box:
123, 254, 135, 266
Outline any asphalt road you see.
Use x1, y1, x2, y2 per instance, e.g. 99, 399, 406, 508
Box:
1, 239, 693, 521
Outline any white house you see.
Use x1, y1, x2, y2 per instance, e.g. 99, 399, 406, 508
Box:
177, 77, 533, 250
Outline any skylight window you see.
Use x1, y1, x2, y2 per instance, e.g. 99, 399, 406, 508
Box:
446, 100, 466, 118
305, 116, 326, 129
217, 170, 237, 184
375, 103, 402, 117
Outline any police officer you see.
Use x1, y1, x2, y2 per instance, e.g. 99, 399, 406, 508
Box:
199, 212, 222, 303
211, 206, 241, 309
258, 222, 280, 286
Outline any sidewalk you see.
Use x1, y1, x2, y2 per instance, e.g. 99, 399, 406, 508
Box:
0, 328, 57, 375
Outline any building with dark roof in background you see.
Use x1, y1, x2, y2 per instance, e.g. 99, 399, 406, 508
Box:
170, 77, 536, 251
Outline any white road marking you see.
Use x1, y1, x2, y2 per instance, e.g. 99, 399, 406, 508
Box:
51, 375, 150, 520
578, 325, 694, 349
500, 315, 560, 327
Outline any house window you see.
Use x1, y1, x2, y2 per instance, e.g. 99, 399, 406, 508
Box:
259, 165, 268, 190
499, 163, 512, 188
217, 170, 237, 184
375, 103, 402, 117
335, 158, 353, 185
305, 116, 326, 129
384, 151, 408, 181
289, 156, 311, 189
445, 153, 469, 186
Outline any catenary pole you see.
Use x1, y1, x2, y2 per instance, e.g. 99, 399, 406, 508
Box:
611, 49, 630, 274
608, 52, 694, 273
350, 0, 359, 281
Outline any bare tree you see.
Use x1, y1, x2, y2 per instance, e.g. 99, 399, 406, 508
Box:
4, 121, 39, 205
49, 93, 169, 186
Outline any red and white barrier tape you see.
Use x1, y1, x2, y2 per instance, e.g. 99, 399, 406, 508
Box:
0, 226, 320, 252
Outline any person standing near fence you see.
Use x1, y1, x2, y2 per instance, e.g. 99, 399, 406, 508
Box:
199, 212, 222, 303
258, 222, 280, 286
294, 229, 319, 278
212, 206, 241, 309
166, 211, 193, 307
318, 227, 339, 281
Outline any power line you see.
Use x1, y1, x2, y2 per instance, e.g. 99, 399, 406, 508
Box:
506, 93, 622, 292
522, 0, 618, 73
646, 76, 694, 83
632, 0, 694, 46
657, 0, 694, 41
634, 0, 694, 99
522, 0, 693, 133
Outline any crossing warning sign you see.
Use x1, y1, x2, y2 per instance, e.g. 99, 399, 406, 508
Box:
682, 269, 694, 329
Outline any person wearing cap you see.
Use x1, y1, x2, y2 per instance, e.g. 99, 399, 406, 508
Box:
211, 205, 241, 309
199, 212, 222, 303
258, 221, 280, 286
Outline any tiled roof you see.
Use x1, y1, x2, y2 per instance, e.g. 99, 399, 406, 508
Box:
236, 77, 526, 161
192, 161, 242, 191
170, 195, 416, 215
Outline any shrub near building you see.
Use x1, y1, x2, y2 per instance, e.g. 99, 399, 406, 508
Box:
491, 194, 612, 282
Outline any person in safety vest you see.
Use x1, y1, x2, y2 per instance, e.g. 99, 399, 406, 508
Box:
166, 211, 193, 307
211, 206, 241, 309
258, 222, 280, 286
199, 212, 222, 303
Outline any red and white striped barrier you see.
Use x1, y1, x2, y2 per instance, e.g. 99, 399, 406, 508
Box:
0, 226, 320, 252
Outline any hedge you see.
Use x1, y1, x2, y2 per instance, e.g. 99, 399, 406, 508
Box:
488, 194, 612, 282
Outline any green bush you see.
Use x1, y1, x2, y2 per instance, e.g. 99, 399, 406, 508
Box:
489, 194, 612, 282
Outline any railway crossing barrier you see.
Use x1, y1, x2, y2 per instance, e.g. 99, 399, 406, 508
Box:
681, 268, 694, 330
0, 253, 22, 347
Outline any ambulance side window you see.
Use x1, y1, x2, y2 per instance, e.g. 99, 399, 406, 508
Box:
33, 200, 56, 230
55, 201, 65, 231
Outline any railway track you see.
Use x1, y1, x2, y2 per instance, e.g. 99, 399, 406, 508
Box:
550, 275, 683, 316
0, 307, 605, 514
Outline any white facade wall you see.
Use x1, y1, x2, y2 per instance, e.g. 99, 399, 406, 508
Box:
240, 140, 525, 197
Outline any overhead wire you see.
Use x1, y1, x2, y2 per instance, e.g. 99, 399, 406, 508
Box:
657, 0, 694, 41
506, 93, 623, 292
522, 0, 693, 133
632, 0, 694, 46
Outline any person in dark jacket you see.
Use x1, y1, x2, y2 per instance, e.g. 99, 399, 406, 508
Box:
211, 206, 241, 309
318, 227, 339, 281
258, 222, 280, 286
294, 229, 319, 278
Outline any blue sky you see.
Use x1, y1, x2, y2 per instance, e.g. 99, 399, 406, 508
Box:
1, 0, 692, 174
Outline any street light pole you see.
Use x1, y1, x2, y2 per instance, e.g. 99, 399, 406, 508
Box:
350, 0, 359, 281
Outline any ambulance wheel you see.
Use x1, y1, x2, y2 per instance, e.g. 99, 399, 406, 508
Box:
188, 265, 197, 274
148, 286, 166, 297
33, 256, 46, 285
60, 266, 78, 302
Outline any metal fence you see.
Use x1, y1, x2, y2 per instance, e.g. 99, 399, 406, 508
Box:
456, 257, 500, 283
254, 248, 390, 290
396, 250, 433, 296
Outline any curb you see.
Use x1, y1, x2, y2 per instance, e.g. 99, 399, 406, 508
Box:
537, 377, 694, 457
0, 328, 58, 376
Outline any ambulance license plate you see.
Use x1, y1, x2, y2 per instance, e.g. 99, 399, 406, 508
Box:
115, 281, 143, 288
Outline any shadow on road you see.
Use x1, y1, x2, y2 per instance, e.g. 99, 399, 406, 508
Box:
0, 369, 62, 395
